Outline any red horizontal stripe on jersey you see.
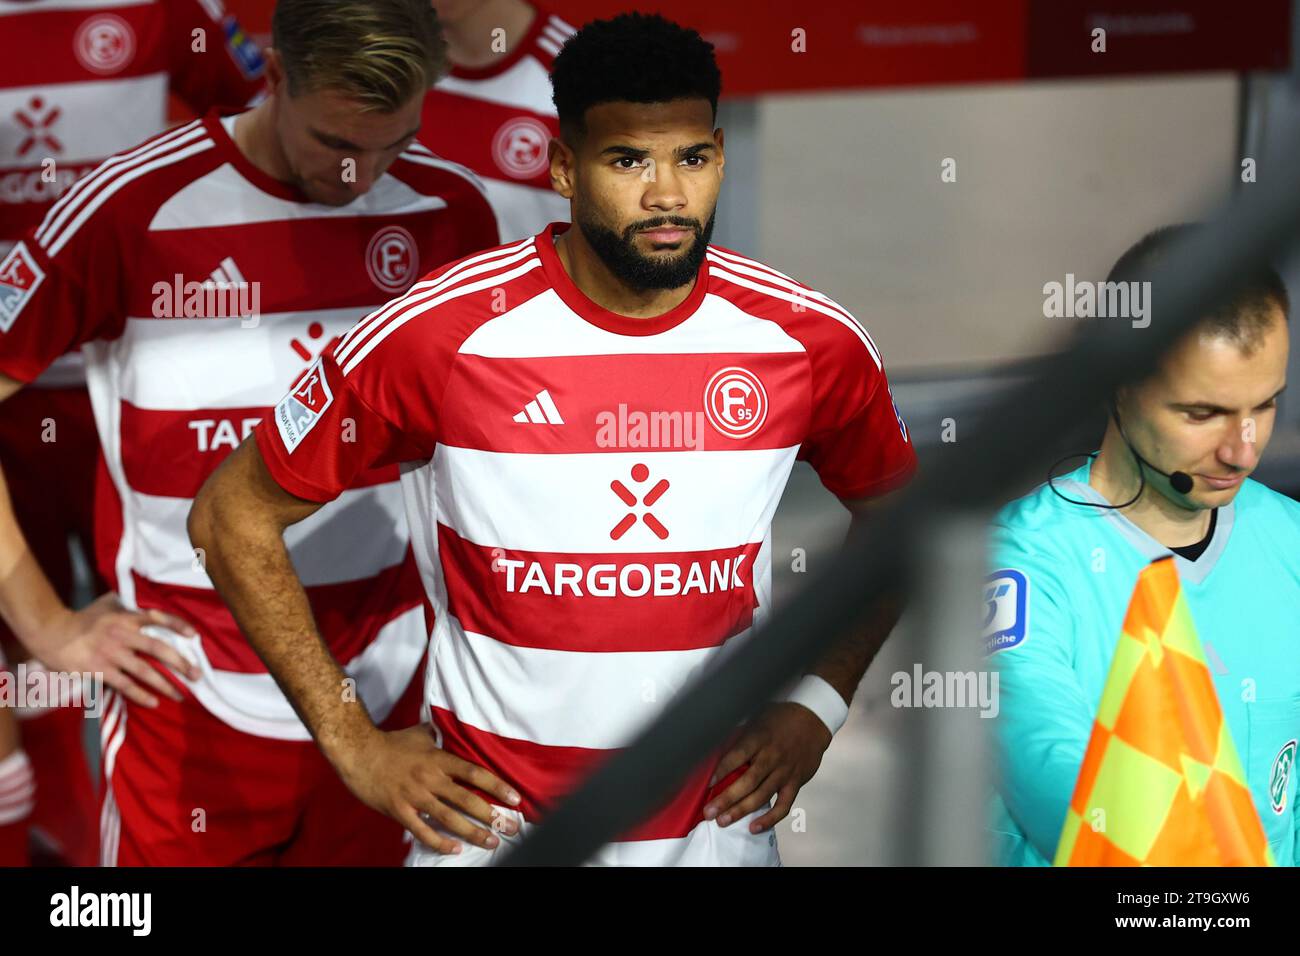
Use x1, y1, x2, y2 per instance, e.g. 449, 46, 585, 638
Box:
439, 524, 759, 652
0, 5, 167, 88
131, 553, 423, 672
420, 90, 558, 190
432, 705, 745, 841
439, 351, 811, 453
119, 400, 396, 498
125, 211, 471, 319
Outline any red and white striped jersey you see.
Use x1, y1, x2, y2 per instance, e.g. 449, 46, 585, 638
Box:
255, 222, 918, 861
420, 4, 573, 243
0, 111, 500, 739
0, 0, 263, 247
1, 0, 264, 384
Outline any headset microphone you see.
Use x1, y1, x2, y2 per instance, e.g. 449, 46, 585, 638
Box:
1163, 467, 1194, 495
1111, 405, 1195, 495
1047, 405, 1195, 508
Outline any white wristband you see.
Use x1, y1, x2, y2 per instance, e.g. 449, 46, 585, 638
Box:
783, 675, 849, 735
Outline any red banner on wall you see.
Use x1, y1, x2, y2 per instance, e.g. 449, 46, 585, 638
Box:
221, 1, 1290, 95
1026, 0, 1290, 78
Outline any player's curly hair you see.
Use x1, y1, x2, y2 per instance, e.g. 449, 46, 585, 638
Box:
1108, 223, 1290, 354
550, 12, 722, 142
272, 0, 448, 112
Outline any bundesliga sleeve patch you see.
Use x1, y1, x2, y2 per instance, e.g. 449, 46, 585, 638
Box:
275, 358, 333, 453
222, 15, 265, 80
888, 384, 910, 443
983, 568, 1028, 656
0, 242, 45, 334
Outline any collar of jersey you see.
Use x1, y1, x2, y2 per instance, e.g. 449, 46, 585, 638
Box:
207, 110, 315, 204
536, 222, 709, 337
1061, 458, 1236, 584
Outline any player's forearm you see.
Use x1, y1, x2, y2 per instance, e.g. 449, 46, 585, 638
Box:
812, 589, 903, 705
0, 463, 75, 656
808, 508, 905, 704
187, 487, 379, 766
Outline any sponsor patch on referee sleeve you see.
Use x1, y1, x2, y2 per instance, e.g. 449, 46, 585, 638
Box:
275, 358, 333, 453
982, 568, 1028, 656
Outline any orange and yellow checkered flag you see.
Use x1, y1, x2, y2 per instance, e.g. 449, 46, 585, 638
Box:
1054, 556, 1274, 866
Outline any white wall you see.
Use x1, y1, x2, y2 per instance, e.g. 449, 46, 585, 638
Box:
754, 74, 1239, 372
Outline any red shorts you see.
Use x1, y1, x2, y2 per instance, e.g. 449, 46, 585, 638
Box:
100, 667, 425, 867
0, 821, 28, 867
23, 705, 98, 866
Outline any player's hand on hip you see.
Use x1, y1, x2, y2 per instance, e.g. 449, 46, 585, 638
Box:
37, 594, 201, 707
339, 724, 523, 855
703, 702, 832, 833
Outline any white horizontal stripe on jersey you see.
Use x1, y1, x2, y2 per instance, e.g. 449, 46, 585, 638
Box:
0, 0, 152, 13
118, 308, 374, 410
479, 177, 571, 243
0, 75, 167, 170
46, 135, 215, 256
536, 34, 562, 57
35, 119, 206, 248
433, 445, 798, 554
334, 236, 536, 362
457, 287, 808, 358
128, 482, 410, 588
148, 605, 426, 740
149, 163, 449, 230
340, 257, 544, 375
708, 260, 883, 369
434, 58, 557, 116
428, 612, 744, 750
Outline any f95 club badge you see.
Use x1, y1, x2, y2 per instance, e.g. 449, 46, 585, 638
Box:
275, 358, 333, 453
704, 366, 768, 439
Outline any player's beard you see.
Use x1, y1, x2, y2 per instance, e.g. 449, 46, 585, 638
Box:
577, 209, 715, 291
